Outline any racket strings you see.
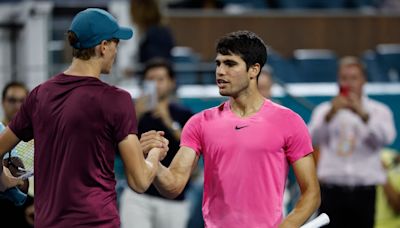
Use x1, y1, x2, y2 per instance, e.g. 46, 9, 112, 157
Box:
14, 140, 34, 172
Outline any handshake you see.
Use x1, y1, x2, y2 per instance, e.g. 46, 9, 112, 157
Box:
140, 130, 169, 162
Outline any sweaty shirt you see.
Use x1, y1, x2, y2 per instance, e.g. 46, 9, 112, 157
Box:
181, 99, 313, 228
9, 73, 137, 228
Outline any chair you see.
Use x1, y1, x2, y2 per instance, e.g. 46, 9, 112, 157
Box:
361, 50, 388, 82
376, 44, 400, 82
267, 50, 301, 83
293, 49, 338, 83
171, 46, 200, 85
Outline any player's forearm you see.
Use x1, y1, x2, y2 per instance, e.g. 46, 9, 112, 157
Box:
153, 163, 185, 199
280, 187, 321, 228
126, 150, 160, 193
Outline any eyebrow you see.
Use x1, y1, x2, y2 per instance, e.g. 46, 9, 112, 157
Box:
215, 59, 238, 64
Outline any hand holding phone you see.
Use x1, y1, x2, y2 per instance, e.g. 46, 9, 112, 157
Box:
339, 85, 350, 97
142, 80, 157, 111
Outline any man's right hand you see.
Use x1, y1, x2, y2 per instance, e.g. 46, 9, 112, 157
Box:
325, 95, 349, 122
140, 130, 169, 157
331, 95, 349, 111
148, 146, 168, 162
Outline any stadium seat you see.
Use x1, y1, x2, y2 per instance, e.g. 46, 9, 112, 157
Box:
200, 62, 216, 85
267, 50, 301, 83
361, 50, 388, 82
171, 46, 200, 85
293, 49, 338, 83
376, 44, 400, 82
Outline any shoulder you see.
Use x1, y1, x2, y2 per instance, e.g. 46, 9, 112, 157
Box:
100, 86, 134, 114
367, 97, 392, 111
310, 101, 331, 114
201, 101, 228, 119
264, 100, 308, 128
365, 97, 394, 118
22, 83, 43, 104
185, 103, 221, 124
103, 86, 132, 100
265, 100, 301, 118
266, 100, 292, 113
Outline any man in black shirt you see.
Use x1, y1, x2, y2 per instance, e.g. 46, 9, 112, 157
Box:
120, 58, 193, 228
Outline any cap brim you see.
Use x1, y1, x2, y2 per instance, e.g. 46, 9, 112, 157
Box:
114, 26, 134, 40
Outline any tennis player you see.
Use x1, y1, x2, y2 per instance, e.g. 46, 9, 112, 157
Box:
0, 8, 167, 227
143, 31, 320, 227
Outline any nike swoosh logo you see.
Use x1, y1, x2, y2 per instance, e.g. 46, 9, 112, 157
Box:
235, 125, 248, 130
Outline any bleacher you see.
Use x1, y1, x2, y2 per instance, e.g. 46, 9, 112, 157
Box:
171, 44, 400, 84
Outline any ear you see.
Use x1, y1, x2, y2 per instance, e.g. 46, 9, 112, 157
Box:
249, 63, 261, 80
99, 40, 108, 56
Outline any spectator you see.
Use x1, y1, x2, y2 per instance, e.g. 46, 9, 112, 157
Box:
257, 65, 274, 99
120, 58, 193, 228
1, 82, 29, 126
308, 56, 397, 228
0, 81, 32, 228
130, 0, 175, 64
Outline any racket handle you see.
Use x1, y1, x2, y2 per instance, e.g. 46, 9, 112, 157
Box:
18, 171, 34, 180
1, 187, 27, 206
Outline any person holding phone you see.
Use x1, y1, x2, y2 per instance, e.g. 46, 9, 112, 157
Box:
120, 58, 194, 228
308, 56, 397, 228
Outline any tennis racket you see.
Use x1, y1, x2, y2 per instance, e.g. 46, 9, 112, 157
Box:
301, 213, 330, 228
0, 140, 34, 206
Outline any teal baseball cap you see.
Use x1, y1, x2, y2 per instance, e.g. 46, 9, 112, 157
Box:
69, 8, 133, 49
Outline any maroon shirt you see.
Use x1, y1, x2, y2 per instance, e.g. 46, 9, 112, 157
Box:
9, 74, 137, 228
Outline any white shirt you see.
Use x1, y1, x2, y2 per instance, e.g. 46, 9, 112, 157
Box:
308, 96, 396, 186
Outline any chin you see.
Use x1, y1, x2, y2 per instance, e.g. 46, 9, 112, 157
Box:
219, 91, 230, 97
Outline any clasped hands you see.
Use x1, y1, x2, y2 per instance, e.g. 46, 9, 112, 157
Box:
140, 130, 169, 161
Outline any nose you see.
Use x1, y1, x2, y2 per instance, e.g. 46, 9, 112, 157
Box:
216, 65, 225, 77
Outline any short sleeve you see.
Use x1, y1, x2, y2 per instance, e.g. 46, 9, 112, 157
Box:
180, 113, 203, 155
8, 87, 36, 142
285, 112, 314, 164
104, 88, 138, 143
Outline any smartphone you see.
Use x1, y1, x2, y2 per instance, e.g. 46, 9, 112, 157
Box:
339, 85, 349, 97
142, 80, 157, 110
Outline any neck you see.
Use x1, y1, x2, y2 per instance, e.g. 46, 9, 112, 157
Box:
230, 90, 265, 117
64, 58, 101, 78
